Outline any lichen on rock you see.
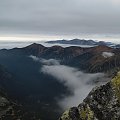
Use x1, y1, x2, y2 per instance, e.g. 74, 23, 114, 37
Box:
111, 72, 120, 102
59, 72, 120, 120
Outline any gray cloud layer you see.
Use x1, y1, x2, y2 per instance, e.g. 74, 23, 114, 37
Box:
0, 0, 120, 37
29, 55, 60, 65
41, 64, 108, 109
30, 56, 109, 109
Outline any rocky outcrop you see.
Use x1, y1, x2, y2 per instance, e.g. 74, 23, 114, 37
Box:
0, 89, 41, 120
0, 65, 42, 120
59, 72, 120, 120
0, 89, 23, 120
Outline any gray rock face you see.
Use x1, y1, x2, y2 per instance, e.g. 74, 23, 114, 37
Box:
59, 72, 120, 120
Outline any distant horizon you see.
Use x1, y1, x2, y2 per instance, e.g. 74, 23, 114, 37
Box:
0, 35, 119, 44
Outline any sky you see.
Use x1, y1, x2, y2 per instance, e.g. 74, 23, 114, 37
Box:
0, 0, 120, 43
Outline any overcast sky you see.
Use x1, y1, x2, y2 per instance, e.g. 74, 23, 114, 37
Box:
0, 0, 120, 42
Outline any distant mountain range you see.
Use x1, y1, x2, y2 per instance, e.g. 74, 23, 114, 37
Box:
46, 39, 114, 46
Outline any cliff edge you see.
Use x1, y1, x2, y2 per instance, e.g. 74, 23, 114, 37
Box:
59, 72, 120, 120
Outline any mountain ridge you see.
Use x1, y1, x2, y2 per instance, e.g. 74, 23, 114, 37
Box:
46, 39, 114, 46
1, 43, 120, 73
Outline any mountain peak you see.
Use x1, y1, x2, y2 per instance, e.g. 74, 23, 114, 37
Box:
23, 43, 46, 56
25, 43, 45, 49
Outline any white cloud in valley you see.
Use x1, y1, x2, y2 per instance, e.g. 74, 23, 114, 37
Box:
102, 52, 114, 58
30, 56, 110, 109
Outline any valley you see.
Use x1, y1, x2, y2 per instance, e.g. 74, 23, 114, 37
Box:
0, 43, 120, 120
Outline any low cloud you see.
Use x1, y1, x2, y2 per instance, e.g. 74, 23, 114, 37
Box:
40, 59, 60, 65
30, 56, 110, 109
29, 55, 60, 65
102, 52, 114, 58
29, 55, 40, 61
40, 59, 109, 109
